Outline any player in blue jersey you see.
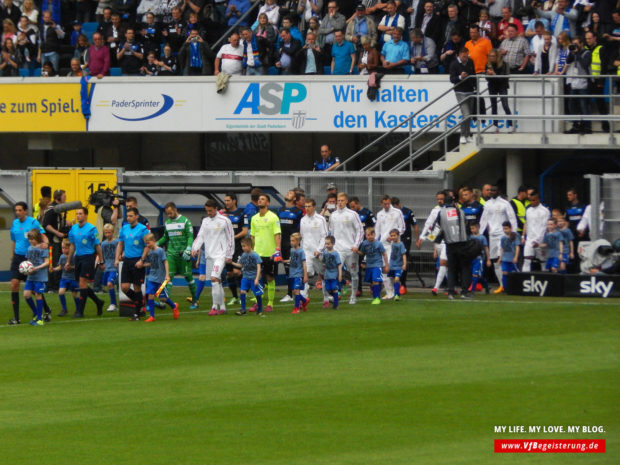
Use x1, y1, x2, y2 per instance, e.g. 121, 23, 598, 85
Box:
287, 233, 309, 313
9, 201, 49, 325
540, 218, 564, 273
54, 239, 80, 317
321, 236, 342, 309
24, 229, 50, 326
387, 229, 407, 301
101, 223, 120, 312
137, 233, 179, 322
234, 237, 264, 316
67, 206, 105, 318
353, 227, 388, 305
469, 223, 490, 294
498, 221, 521, 291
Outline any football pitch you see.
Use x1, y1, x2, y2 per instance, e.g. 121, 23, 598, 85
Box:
0, 286, 617, 465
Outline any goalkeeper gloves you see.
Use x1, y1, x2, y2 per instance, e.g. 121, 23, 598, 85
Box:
272, 248, 282, 262
182, 247, 192, 261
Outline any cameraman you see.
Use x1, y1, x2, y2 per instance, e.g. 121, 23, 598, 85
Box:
564, 36, 592, 134
42, 189, 68, 291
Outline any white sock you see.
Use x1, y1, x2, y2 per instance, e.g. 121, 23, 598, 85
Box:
434, 266, 447, 289
494, 262, 503, 285
212, 282, 222, 308
301, 282, 309, 298
522, 258, 531, 272
322, 283, 330, 302
351, 276, 359, 297
383, 276, 393, 297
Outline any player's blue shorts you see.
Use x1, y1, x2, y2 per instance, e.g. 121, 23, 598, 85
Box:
102, 271, 118, 286
324, 278, 339, 293
545, 257, 560, 270
501, 261, 518, 274
240, 277, 263, 296
59, 278, 79, 292
24, 280, 47, 294
145, 280, 169, 298
388, 269, 402, 279
288, 276, 304, 290
364, 267, 383, 283
471, 257, 483, 277
562, 253, 569, 264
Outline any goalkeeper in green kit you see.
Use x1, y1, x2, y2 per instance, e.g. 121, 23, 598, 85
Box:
157, 202, 197, 302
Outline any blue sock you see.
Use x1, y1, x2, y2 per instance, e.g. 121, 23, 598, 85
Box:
147, 299, 155, 317
165, 298, 175, 308
372, 284, 381, 299
502, 273, 508, 290
294, 294, 301, 309
256, 295, 262, 312
59, 294, 67, 311
25, 297, 36, 314
332, 291, 339, 308
36, 299, 43, 320
109, 289, 117, 305
195, 280, 205, 301
240, 294, 246, 310
74, 297, 81, 311
471, 276, 478, 289
394, 282, 401, 296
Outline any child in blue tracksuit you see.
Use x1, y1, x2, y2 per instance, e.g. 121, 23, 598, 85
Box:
321, 236, 342, 309
469, 223, 490, 294
388, 229, 407, 300
24, 229, 50, 326
234, 236, 263, 316
101, 223, 119, 311
557, 216, 574, 273
353, 227, 388, 305
498, 221, 520, 290
54, 239, 80, 317
287, 233, 308, 313
540, 218, 563, 273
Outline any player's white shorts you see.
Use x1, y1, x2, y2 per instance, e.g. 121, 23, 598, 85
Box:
337, 250, 358, 274
524, 240, 545, 260
489, 233, 503, 260
305, 253, 324, 276
205, 256, 226, 280
435, 242, 447, 262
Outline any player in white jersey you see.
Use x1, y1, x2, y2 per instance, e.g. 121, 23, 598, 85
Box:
191, 199, 235, 315
375, 195, 405, 298
522, 189, 550, 271
478, 185, 518, 291
417, 191, 448, 295
328, 192, 364, 304
299, 197, 329, 302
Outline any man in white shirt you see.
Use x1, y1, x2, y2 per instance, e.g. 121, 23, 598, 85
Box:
378, 0, 405, 43
300, 198, 330, 303
375, 194, 405, 298
191, 199, 235, 314
522, 189, 550, 271
329, 192, 364, 304
479, 185, 518, 291
214, 32, 243, 75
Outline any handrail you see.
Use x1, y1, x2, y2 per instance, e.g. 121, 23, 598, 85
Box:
212, 1, 262, 49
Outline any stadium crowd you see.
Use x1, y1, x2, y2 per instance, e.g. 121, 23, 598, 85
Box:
0, 0, 618, 80
8, 181, 600, 325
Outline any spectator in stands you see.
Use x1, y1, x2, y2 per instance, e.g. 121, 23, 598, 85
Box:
564, 36, 592, 135
87, 31, 110, 78
178, 28, 214, 75
1, 0, 21, 26
528, 20, 551, 55
380, 26, 408, 74
162, 7, 186, 53
214, 31, 243, 75
73, 34, 90, 68
155, 43, 178, 75
240, 26, 270, 75
136, 0, 160, 23
140, 50, 159, 75
449, 47, 476, 143
40, 0, 61, 25
409, 27, 438, 74
76, 0, 94, 23
181, 0, 206, 22
226, 0, 251, 28
104, 13, 123, 65
257, 0, 280, 26
318, 1, 346, 57
533, 30, 557, 75
212, 0, 227, 25
461, 0, 485, 26
305, 16, 321, 44
296, 30, 324, 74
553, 30, 571, 75
66, 57, 84, 76
69, 20, 82, 48
497, 6, 523, 42
38, 10, 64, 73
416, 2, 442, 48
277, 27, 302, 74
442, 4, 466, 46
0, 36, 18, 75
297, 0, 322, 34
140, 12, 161, 57
346, 4, 377, 51
185, 11, 207, 40
485, 48, 512, 132
357, 34, 379, 74
40, 59, 55, 75
16, 16, 37, 72
488, 0, 508, 23
477, 9, 496, 44
406, 0, 423, 31
441, 29, 465, 72
2, 18, 16, 44
314, 144, 340, 171
465, 24, 492, 74
116, 27, 144, 76
96, 3, 112, 25
331, 29, 355, 74
113, 0, 137, 24
536, 0, 578, 38
584, 11, 602, 38
499, 23, 530, 73
254, 12, 278, 45
20, 0, 38, 25
377, 0, 404, 44
585, 31, 610, 132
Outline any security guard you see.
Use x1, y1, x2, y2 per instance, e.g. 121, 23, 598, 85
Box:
585, 31, 610, 132
510, 185, 530, 235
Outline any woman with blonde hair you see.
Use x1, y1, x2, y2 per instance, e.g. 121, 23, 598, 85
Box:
21, 0, 39, 25
485, 48, 512, 132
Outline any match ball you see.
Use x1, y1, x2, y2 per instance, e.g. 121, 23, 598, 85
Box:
19, 261, 34, 275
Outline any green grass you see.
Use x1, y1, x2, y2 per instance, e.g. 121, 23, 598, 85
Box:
0, 287, 618, 464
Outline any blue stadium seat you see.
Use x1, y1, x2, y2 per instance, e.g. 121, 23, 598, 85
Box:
19, 68, 30, 77
32, 67, 41, 77
109, 67, 122, 76
81, 22, 98, 42
323, 66, 331, 75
